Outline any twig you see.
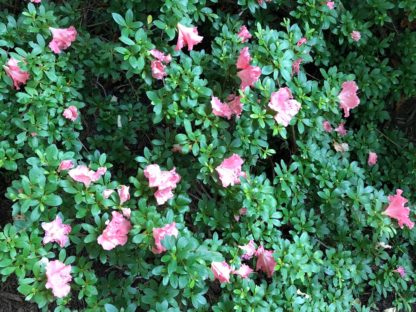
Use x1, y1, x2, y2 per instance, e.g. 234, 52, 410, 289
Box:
375, 129, 401, 149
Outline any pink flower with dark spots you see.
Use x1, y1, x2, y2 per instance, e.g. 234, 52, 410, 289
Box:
63, 106, 78, 121
368, 152, 378, 166
383, 189, 414, 229
97, 211, 132, 250
351, 31, 361, 42
268, 87, 301, 127
58, 160, 74, 172
338, 81, 360, 118
255, 245, 276, 278
211, 261, 232, 283
175, 23, 203, 51
297, 37, 307, 47
3, 58, 30, 90
42, 216, 71, 247
215, 154, 246, 187
152, 222, 178, 254
237, 25, 252, 43
49, 26, 77, 53
45, 260, 72, 298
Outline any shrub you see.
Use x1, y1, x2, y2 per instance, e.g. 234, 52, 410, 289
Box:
0, 0, 415, 311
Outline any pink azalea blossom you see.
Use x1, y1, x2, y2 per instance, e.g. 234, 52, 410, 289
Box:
45, 260, 72, 298
297, 37, 307, 47
394, 266, 406, 277
97, 211, 131, 250
335, 122, 347, 136
237, 25, 252, 43
236, 47, 261, 90
211, 96, 233, 119
233, 264, 254, 279
258, 0, 271, 5
383, 189, 414, 229
103, 189, 114, 199
118, 185, 130, 205
41, 216, 72, 247
323, 121, 333, 132
326, 1, 335, 9
63, 106, 78, 121
68, 165, 107, 187
152, 222, 178, 254
175, 23, 203, 51
150, 49, 172, 63
144, 164, 181, 205
255, 245, 276, 278
292, 58, 302, 75
31, 0, 41, 3
227, 94, 243, 117
234, 207, 248, 222
3, 58, 30, 90
151, 60, 167, 80
211, 261, 232, 283
121, 208, 131, 219
268, 87, 301, 127
351, 31, 361, 42
368, 152, 378, 166
49, 26, 77, 54
58, 160, 74, 172
338, 81, 360, 118
215, 154, 246, 187
238, 240, 256, 260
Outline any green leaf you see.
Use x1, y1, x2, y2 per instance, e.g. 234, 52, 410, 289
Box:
43, 194, 62, 206
112, 13, 126, 26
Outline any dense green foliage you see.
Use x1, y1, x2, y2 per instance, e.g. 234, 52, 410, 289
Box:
0, 0, 415, 311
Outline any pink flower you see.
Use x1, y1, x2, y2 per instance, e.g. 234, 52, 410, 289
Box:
103, 189, 114, 199
152, 222, 178, 254
144, 164, 181, 205
323, 121, 333, 132
118, 185, 130, 205
297, 37, 307, 46
326, 1, 335, 9
383, 189, 414, 229
211, 96, 233, 119
292, 58, 302, 75
49, 26, 77, 54
333, 142, 349, 153
150, 49, 172, 63
151, 60, 167, 80
3, 58, 30, 90
258, 0, 271, 5
45, 260, 72, 298
351, 31, 361, 42
237, 25, 252, 43
63, 106, 78, 121
233, 264, 254, 279
58, 160, 74, 172
368, 152, 378, 166
211, 261, 232, 283
227, 95, 243, 117
268, 87, 301, 127
255, 245, 276, 278
215, 154, 246, 187
121, 208, 131, 219
234, 207, 248, 222
394, 266, 406, 277
41, 216, 71, 247
335, 122, 347, 136
68, 165, 107, 187
338, 81, 360, 118
97, 211, 132, 250
175, 23, 203, 51
31, 0, 41, 3
237, 47, 252, 70
238, 240, 256, 260
236, 47, 261, 90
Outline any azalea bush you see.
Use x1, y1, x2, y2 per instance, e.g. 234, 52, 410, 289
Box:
1, 0, 416, 311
